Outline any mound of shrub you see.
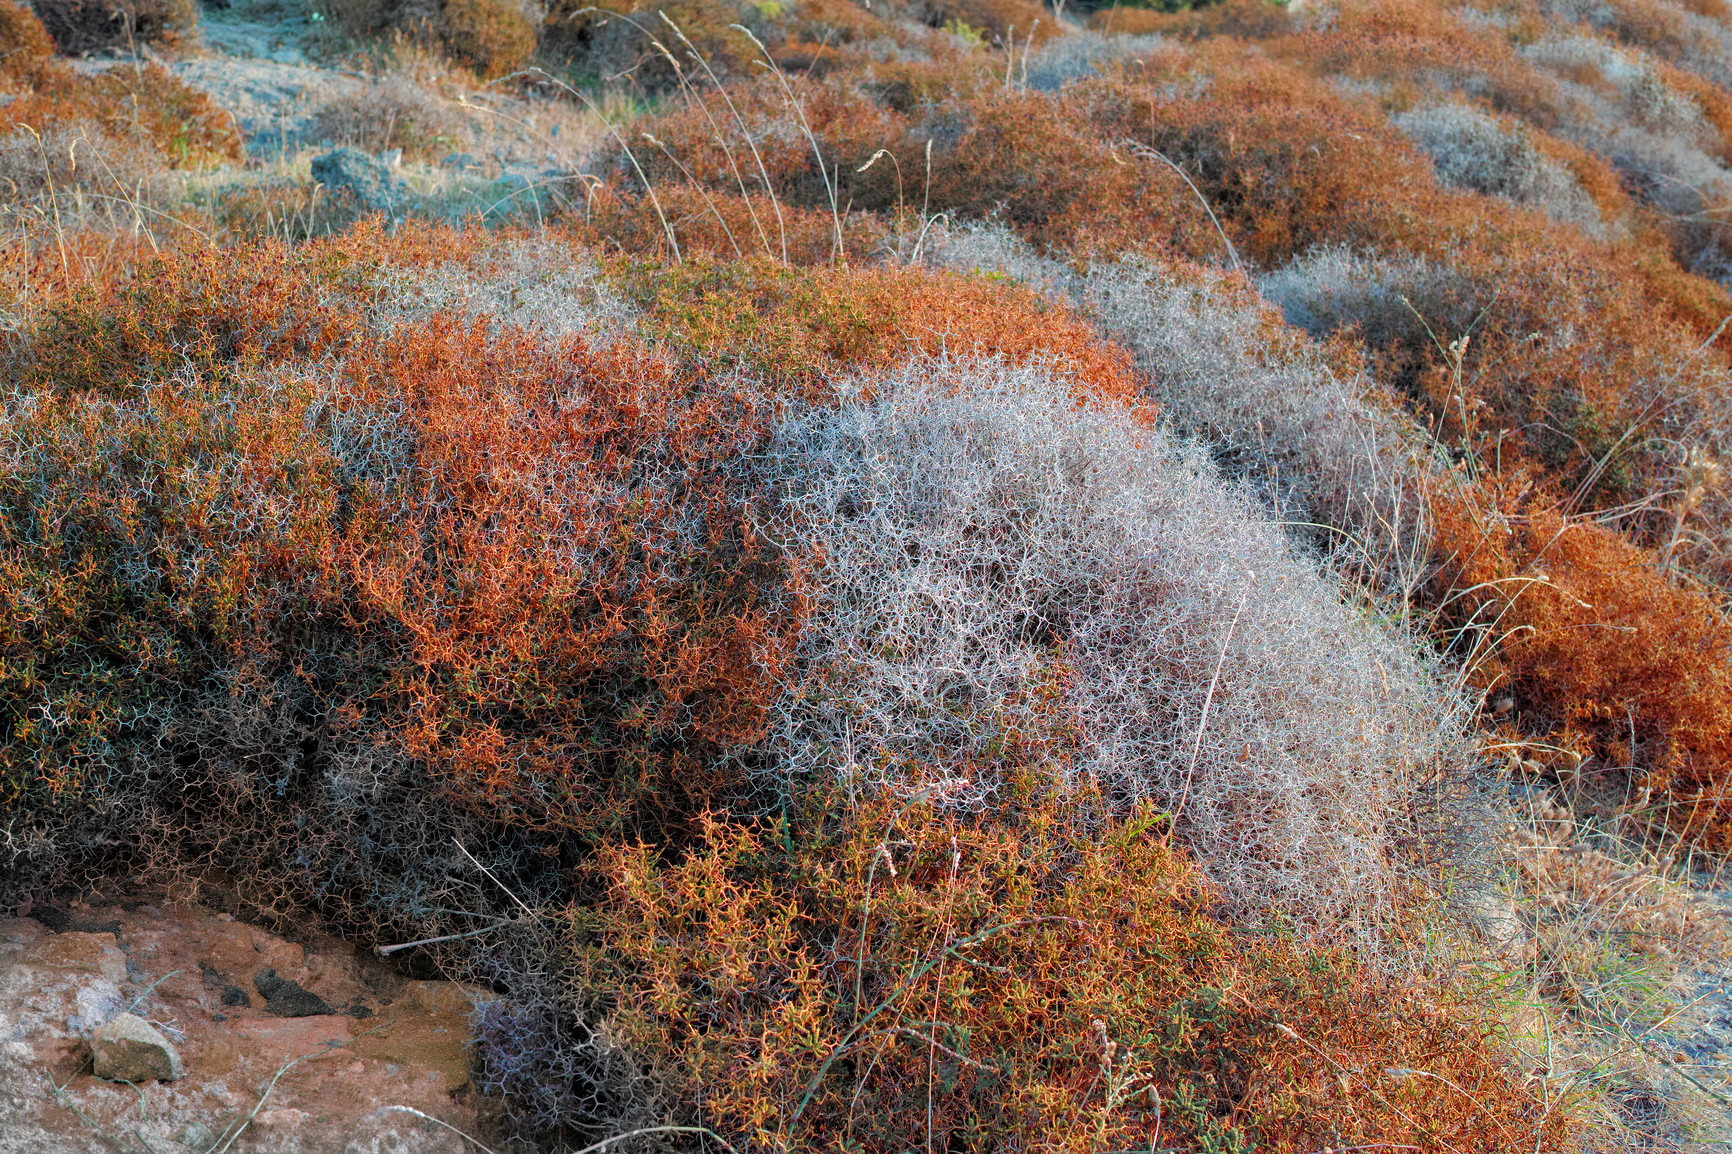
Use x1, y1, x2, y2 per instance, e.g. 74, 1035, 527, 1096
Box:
0, 0, 56, 81
0, 35, 241, 198
2, 230, 810, 850
0, 220, 1562, 1144
19, 0, 1732, 1141
755, 355, 1473, 929
584, 787, 1567, 1153
28, 0, 197, 54
438, 0, 536, 78
615, 257, 1142, 402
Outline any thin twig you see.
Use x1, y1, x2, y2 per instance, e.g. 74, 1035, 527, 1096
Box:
452, 838, 536, 920
1168, 571, 1253, 839
567, 1125, 745, 1154
1123, 140, 1242, 275
378, 1105, 503, 1154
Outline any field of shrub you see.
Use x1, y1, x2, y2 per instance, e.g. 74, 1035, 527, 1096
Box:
5, 0, 1732, 1147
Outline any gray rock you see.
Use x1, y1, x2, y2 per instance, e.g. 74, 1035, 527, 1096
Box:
91, 1013, 183, 1082
67, 980, 121, 1038
310, 147, 407, 214
254, 968, 334, 1018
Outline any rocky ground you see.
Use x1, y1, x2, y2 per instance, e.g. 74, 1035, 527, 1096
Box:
0, 897, 491, 1152
0, 887, 491, 1154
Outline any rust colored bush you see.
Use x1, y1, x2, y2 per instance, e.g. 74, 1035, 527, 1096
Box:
582, 787, 1567, 1152
1430, 478, 1732, 851
0, 59, 242, 171
439, 0, 536, 78
213, 178, 372, 242
921, 0, 1058, 44
616, 256, 1144, 406
619, 72, 1218, 262
0, 1, 55, 83
1089, 0, 1294, 39
542, 0, 764, 86
1, 227, 809, 840
577, 182, 890, 266
310, 78, 466, 161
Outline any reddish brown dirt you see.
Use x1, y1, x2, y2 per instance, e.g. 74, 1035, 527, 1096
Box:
0, 897, 489, 1153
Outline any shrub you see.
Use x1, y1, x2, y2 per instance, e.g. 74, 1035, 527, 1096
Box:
619, 74, 1219, 262
1431, 480, 1732, 853
935, 226, 1441, 592
28, 0, 198, 54
1088, 0, 1294, 39
616, 257, 1143, 405
0, 0, 55, 82
582, 788, 1568, 1152
310, 78, 467, 161
541, 0, 764, 87
0, 59, 243, 174
0, 121, 157, 200
1021, 28, 1178, 91
313, 0, 439, 38
918, 0, 1058, 45
577, 182, 891, 266
212, 177, 371, 242
1, 228, 811, 852
379, 233, 642, 341
439, 0, 537, 78
1392, 102, 1606, 236
757, 355, 1474, 931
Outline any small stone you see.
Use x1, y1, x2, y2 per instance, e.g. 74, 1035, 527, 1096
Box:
178, 1121, 214, 1149
256, 1107, 309, 1131
255, 968, 334, 1018
91, 1013, 183, 1082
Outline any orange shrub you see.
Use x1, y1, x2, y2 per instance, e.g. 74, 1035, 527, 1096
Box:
615, 256, 1145, 407
577, 182, 889, 266
1089, 0, 1295, 39
0, 59, 242, 171
30, 0, 198, 54
439, 0, 537, 79
621, 72, 1216, 261
582, 787, 1568, 1152
542, 0, 765, 86
0, 1, 55, 85
1, 227, 810, 840
922, 0, 1058, 44
213, 178, 373, 242
1430, 478, 1732, 851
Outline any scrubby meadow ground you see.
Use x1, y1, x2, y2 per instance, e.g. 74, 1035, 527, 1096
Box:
4, 0, 1732, 1148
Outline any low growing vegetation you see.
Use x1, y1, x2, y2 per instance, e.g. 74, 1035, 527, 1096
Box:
5, 0, 1732, 1148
